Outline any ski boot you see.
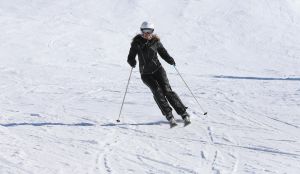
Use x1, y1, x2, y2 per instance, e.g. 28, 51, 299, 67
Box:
166, 112, 178, 128
181, 112, 191, 127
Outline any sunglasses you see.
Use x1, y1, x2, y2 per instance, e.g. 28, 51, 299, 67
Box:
141, 28, 154, 34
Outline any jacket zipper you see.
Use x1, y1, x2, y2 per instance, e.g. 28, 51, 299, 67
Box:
138, 45, 146, 73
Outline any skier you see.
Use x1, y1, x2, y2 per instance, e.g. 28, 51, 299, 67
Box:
127, 21, 191, 128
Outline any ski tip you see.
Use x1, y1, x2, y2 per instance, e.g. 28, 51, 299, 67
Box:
184, 122, 191, 127
170, 123, 178, 128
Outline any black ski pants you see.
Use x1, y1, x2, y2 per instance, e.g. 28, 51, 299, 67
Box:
141, 67, 187, 119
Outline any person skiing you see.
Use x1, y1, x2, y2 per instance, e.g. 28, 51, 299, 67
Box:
127, 21, 191, 128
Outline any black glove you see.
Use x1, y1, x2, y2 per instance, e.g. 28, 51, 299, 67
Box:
169, 57, 176, 66
128, 59, 136, 68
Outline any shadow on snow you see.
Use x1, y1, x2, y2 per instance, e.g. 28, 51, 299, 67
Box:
100, 120, 178, 127
213, 75, 300, 81
0, 122, 95, 127
101, 119, 184, 127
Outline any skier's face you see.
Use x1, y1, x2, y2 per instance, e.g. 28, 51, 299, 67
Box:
141, 29, 153, 40
143, 32, 152, 40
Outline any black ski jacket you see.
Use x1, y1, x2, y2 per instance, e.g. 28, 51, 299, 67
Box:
127, 34, 175, 74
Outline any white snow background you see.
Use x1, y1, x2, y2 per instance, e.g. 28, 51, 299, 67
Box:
1, 0, 300, 173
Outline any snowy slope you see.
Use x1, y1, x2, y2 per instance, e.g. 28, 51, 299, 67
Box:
1, 0, 300, 173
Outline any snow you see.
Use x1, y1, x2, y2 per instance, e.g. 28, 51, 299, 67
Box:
1, 0, 300, 173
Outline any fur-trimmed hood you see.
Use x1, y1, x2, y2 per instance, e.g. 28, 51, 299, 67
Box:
132, 34, 160, 44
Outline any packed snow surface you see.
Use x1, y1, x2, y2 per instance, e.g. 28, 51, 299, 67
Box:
1, 0, 300, 173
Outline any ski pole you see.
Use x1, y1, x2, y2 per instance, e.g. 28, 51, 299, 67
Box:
173, 65, 208, 116
116, 67, 133, 122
